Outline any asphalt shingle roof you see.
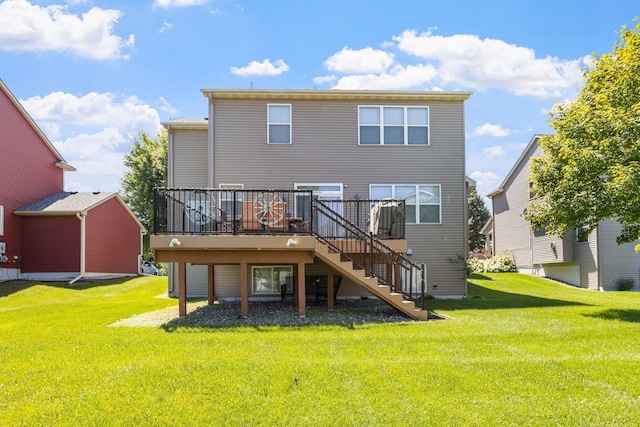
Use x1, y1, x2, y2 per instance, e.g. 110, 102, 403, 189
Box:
15, 192, 116, 214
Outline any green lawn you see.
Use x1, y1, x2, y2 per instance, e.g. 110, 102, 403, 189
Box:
1, 273, 639, 426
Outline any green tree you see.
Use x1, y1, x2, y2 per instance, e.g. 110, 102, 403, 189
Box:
121, 130, 168, 260
526, 23, 640, 247
468, 188, 491, 252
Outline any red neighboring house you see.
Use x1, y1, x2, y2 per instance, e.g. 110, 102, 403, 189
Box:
0, 79, 145, 282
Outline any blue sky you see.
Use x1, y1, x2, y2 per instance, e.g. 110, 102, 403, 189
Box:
1, 0, 637, 201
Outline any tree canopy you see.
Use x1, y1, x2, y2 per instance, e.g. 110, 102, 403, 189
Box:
121, 130, 168, 260
526, 23, 640, 246
468, 188, 490, 252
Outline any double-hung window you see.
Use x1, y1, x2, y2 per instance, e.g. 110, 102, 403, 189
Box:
359, 106, 429, 145
268, 104, 291, 144
219, 184, 243, 219
370, 184, 441, 224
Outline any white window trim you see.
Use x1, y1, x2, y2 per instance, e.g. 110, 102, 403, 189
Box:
294, 183, 343, 197
267, 103, 292, 144
369, 184, 441, 224
358, 105, 430, 146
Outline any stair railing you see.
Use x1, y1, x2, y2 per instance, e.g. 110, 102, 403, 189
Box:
312, 199, 426, 307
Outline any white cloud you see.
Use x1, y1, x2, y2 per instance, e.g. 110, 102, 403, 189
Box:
330, 64, 438, 90
230, 59, 290, 77
158, 96, 177, 115
153, 0, 209, 8
159, 22, 173, 33
20, 91, 162, 192
0, 0, 134, 60
315, 30, 588, 95
470, 170, 501, 198
393, 30, 585, 97
324, 47, 395, 74
482, 145, 506, 160
469, 123, 512, 138
312, 75, 337, 85
21, 92, 160, 133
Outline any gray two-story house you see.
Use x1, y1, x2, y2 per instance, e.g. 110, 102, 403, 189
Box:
487, 135, 640, 290
151, 89, 472, 319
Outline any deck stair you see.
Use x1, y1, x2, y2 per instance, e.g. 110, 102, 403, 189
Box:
314, 243, 427, 320
312, 200, 428, 321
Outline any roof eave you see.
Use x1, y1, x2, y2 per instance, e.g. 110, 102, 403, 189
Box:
200, 88, 473, 102
162, 120, 208, 130
56, 161, 76, 172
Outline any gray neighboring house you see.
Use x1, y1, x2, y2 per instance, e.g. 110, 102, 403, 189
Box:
152, 88, 472, 318
486, 135, 640, 291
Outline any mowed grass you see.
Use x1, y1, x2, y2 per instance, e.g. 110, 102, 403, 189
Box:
1, 273, 639, 426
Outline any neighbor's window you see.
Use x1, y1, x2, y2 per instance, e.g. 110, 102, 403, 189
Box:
576, 227, 589, 243
268, 104, 291, 144
370, 184, 441, 224
252, 265, 293, 294
359, 106, 429, 145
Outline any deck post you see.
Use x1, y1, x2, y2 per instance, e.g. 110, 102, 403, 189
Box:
297, 262, 306, 318
207, 264, 215, 305
178, 262, 187, 317
240, 261, 248, 318
327, 269, 335, 311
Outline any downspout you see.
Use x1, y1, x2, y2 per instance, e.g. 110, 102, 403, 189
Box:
69, 212, 86, 285
166, 128, 175, 294
208, 96, 215, 187
596, 224, 603, 291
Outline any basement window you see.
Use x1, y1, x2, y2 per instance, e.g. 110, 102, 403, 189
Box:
252, 265, 293, 295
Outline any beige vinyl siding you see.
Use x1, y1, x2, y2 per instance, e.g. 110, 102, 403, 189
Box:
210, 98, 466, 296
169, 265, 242, 298
492, 153, 536, 268
574, 228, 598, 289
171, 129, 208, 187
168, 128, 209, 297
532, 233, 573, 265
597, 220, 640, 290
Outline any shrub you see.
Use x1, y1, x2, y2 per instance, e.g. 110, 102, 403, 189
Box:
467, 254, 516, 273
615, 277, 635, 291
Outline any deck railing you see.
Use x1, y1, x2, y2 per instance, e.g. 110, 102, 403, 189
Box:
313, 199, 425, 305
153, 188, 314, 235
329, 199, 405, 239
154, 188, 406, 239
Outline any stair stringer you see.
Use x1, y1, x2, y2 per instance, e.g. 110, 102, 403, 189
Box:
314, 242, 428, 320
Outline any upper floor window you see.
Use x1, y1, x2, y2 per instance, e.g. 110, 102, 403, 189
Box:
359, 106, 429, 145
268, 104, 291, 144
370, 184, 441, 224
